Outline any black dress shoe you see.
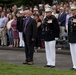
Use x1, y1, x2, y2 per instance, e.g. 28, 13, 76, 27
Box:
44, 65, 51, 67
71, 68, 76, 70
44, 65, 55, 68
50, 65, 55, 68
19, 46, 23, 48
23, 61, 28, 64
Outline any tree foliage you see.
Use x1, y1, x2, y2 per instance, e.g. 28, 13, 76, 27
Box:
0, 0, 71, 7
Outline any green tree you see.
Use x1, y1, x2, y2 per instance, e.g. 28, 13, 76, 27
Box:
0, 0, 72, 7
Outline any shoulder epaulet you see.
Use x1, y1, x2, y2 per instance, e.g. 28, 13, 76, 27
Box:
52, 15, 55, 17
51, 15, 56, 19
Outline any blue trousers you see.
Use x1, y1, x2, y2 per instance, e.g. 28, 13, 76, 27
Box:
7, 29, 13, 45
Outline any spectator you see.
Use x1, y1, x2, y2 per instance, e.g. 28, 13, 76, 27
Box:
0, 12, 8, 46
52, 9, 58, 19
34, 14, 42, 49
58, 7, 66, 40
38, 4, 44, 15
7, 14, 14, 47
0, 6, 2, 17
17, 11, 25, 48
11, 15, 19, 47
65, 9, 72, 32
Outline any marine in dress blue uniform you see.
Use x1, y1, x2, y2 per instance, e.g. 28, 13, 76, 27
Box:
43, 7, 60, 68
68, 5, 76, 70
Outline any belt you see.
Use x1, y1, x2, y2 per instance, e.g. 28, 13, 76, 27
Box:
0, 27, 3, 28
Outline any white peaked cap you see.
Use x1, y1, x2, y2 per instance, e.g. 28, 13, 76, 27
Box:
19, 11, 24, 13
45, 4, 51, 8
45, 7, 53, 12
33, 8, 38, 11
70, 5, 76, 10
39, 4, 43, 7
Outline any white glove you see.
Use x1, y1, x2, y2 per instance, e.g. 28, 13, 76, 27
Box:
55, 38, 58, 41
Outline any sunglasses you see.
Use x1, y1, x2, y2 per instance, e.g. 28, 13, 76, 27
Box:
71, 10, 75, 11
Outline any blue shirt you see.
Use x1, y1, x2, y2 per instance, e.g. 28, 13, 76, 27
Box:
0, 17, 8, 28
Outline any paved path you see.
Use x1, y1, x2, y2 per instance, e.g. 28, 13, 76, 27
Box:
0, 46, 70, 55
0, 50, 72, 70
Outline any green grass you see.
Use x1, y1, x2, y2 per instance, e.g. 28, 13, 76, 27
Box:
0, 62, 76, 75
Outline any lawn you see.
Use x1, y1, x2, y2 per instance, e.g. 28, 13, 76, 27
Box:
0, 62, 76, 75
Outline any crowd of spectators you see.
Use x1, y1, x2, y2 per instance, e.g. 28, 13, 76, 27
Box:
0, 0, 76, 48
